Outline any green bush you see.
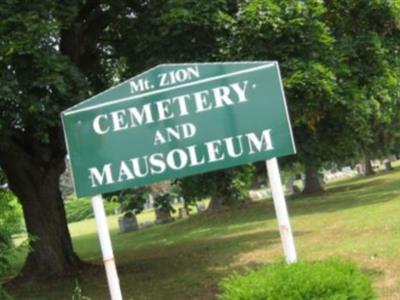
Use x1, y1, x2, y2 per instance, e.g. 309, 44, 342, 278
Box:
0, 191, 23, 237
104, 186, 150, 215
0, 190, 21, 300
219, 260, 376, 300
65, 197, 120, 223
0, 287, 12, 300
0, 191, 23, 272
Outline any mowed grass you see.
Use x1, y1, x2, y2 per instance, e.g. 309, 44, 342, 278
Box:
8, 161, 400, 299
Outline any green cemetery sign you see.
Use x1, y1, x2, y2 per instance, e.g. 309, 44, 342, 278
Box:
62, 62, 296, 197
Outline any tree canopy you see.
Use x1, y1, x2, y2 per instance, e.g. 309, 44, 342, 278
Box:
0, 0, 138, 280
220, 0, 356, 192
325, 0, 400, 169
0, 0, 399, 282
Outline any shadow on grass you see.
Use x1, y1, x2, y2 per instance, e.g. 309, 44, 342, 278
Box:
326, 179, 386, 194
286, 175, 399, 217
117, 230, 285, 299
8, 229, 309, 300
65, 170, 400, 265
115, 229, 309, 299
7, 169, 400, 299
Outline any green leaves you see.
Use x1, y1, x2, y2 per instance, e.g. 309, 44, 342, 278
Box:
227, 0, 332, 62
0, 1, 88, 143
220, 0, 400, 169
219, 259, 376, 300
179, 165, 254, 207
1, 0, 399, 199
110, 0, 233, 74
0, 190, 23, 276
221, 0, 351, 169
325, 0, 400, 158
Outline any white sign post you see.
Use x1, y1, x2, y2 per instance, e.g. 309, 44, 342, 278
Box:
91, 195, 123, 300
266, 158, 297, 263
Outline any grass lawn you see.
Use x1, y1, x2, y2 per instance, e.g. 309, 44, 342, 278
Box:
6, 161, 400, 299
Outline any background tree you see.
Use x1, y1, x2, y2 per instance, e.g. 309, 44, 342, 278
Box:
104, 186, 149, 215
0, 0, 145, 280
324, 0, 400, 175
221, 0, 357, 193
179, 165, 254, 211
111, 0, 235, 74
111, 0, 255, 209
0, 4, 245, 283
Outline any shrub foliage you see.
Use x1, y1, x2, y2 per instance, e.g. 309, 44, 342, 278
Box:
219, 260, 376, 300
0, 190, 22, 299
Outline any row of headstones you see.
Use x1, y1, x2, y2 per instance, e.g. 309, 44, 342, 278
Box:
143, 194, 185, 210
250, 156, 398, 198
354, 157, 396, 174
120, 155, 399, 232
287, 156, 398, 194
119, 202, 207, 233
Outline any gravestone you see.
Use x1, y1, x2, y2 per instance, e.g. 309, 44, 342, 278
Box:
249, 189, 270, 200
371, 160, 381, 171
178, 207, 189, 219
155, 209, 173, 224
196, 203, 207, 213
355, 164, 363, 175
118, 213, 138, 233
384, 160, 393, 171
286, 175, 302, 195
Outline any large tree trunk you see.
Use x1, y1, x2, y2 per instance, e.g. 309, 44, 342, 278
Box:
208, 195, 223, 211
207, 193, 228, 211
155, 208, 173, 224
303, 165, 324, 194
361, 152, 375, 175
18, 169, 83, 279
0, 1, 119, 283
0, 135, 83, 282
